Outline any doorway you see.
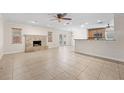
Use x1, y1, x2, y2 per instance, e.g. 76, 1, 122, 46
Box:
59, 34, 66, 46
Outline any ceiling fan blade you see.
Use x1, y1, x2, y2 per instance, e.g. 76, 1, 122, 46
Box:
62, 13, 67, 16
61, 18, 72, 20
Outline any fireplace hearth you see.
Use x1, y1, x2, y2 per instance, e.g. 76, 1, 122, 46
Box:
33, 41, 41, 47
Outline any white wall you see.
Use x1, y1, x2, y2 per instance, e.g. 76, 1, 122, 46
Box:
75, 15, 124, 62
72, 29, 87, 46
3, 22, 72, 54
0, 14, 4, 59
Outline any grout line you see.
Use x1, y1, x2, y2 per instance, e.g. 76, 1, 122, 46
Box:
62, 71, 77, 80
97, 63, 105, 80
12, 57, 15, 80
118, 63, 121, 80
76, 65, 89, 79
12, 61, 14, 80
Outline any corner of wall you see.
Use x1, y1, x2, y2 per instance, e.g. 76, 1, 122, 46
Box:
0, 53, 3, 60
0, 14, 4, 60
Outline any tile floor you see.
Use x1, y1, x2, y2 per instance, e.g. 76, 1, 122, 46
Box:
0, 46, 124, 80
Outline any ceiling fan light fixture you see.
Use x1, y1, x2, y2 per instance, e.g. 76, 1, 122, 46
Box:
49, 13, 72, 23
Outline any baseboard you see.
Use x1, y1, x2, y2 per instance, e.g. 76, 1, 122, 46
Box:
75, 51, 124, 64
4, 50, 24, 54
48, 46, 59, 48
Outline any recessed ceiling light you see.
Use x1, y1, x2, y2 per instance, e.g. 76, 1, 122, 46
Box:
97, 20, 103, 24
30, 21, 38, 24
81, 24, 84, 28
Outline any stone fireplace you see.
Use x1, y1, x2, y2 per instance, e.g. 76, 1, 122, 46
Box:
25, 35, 48, 52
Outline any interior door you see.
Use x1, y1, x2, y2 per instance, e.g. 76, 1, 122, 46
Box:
63, 35, 66, 45
59, 34, 63, 46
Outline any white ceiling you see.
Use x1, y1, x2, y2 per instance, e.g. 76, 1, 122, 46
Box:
2, 13, 114, 31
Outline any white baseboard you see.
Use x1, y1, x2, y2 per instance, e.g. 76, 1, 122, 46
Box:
75, 51, 124, 63
4, 50, 24, 54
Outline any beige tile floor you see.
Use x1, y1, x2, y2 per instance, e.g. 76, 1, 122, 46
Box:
0, 46, 124, 80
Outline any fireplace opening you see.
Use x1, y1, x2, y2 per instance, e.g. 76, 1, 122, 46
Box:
33, 41, 41, 47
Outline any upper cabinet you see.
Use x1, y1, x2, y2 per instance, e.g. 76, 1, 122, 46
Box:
88, 26, 115, 41
88, 28, 106, 40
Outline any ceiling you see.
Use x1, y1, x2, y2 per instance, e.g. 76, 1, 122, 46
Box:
2, 13, 114, 31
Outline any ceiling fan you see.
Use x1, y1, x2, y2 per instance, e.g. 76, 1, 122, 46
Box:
49, 13, 72, 22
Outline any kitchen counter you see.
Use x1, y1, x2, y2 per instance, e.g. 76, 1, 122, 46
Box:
74, 39, 123, 62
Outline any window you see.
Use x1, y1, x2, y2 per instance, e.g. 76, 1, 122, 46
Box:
48, 32, 53, 42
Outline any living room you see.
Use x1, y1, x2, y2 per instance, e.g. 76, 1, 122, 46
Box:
1, 0, 124, 92
0, 13, 124, 80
